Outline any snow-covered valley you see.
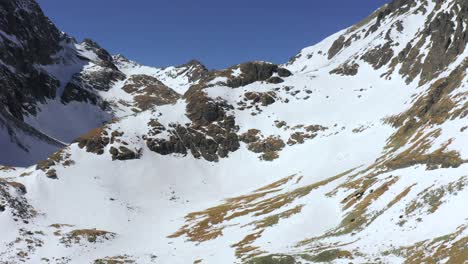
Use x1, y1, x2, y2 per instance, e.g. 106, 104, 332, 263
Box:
0, 0, 467, 263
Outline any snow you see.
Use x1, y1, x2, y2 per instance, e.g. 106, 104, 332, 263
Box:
1, 0, 467, 262
0, 30, 22, 47
24, 99, 111, 143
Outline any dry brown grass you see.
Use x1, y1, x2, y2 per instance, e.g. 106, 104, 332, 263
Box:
405, 176, 467, 217
384, 225, 468, 264
61, 229, 116, 245
169, 170, 353, 259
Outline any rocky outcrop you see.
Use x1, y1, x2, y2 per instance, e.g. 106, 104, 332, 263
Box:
122, 75, 181, 110
244, 92, 277, 106
330, 62, 360, 76
178, 59, 209, 83
225, 62, 291, 88
361, 43, 394, 69
146, 123, 240, 162
145, 85, 241, 162
240, 130, 286, 161
384, 0, 467, 85
0, 0, 64, 120
247, 135, 285, 161
109, 146, 141, 161
75, 127, 110, 155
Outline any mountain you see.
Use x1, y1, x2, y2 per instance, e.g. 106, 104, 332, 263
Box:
0, 0, 210, 166
0, 0, 467, 263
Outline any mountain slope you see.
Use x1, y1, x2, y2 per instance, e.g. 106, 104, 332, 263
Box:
0, 0, 210, 166
0, 0, 467, 263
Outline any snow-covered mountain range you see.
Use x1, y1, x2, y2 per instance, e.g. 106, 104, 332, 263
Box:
0, 0, 467, 263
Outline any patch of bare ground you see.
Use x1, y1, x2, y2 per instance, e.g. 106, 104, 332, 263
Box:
36, 147, 74, 179
400, 176, 467, 225
60, 229, 116, 246
169, 170, 353, 259
94, 255, 136, 264
383, 225, 468, 264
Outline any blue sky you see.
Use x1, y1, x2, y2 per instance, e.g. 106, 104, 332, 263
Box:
37, 0, 390, 69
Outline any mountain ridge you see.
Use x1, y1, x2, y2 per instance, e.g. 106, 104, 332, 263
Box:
0, 0, 467, 263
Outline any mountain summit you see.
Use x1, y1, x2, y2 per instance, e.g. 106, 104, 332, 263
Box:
0, 0, 467, 263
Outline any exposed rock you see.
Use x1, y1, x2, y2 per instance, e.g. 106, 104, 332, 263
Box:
46, 169, 58, 179
244, 92, 277, 106
0, 179, 35, 220
122, 74, 181, 110
277, 68, 292, 77
147, 119, 166, 136
60, 229, 116, 246
328, 36, 346, 59
288, 132, 315, 145
361, 43, 394, 69
327, 33, 361, 60
109, 146, 141, 161
247, 135, 285, 161
147, 124, 240, 162
240, 129, 262, 144
185, 91, 232, 126
61, 82, 100, 105
275, 120, 287, 129
267, 76, 284, 84
36, 148, 74, 178
178, 59, 209, 83
305, 125, 328, 133
80, 39, 120, 70
330, 62, 360, 76
366, 0, 416, 37
387, 0, 468, 85
75, 127, 110, 155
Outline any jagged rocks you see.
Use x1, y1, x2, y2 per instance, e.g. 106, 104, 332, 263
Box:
188, 62, 292, 92
75, 127, 110, 155
287, 132, 316, 145
328, 36, 346, 59
178, 59, 209, 83
61, 82, 101, 105
122, 74, 181, 110
226, 62, 291, 88
277, 68, 292, 77
0, 0, 62, 66
0, 179, 35, 220
147, 119, 166, 136
240, 129, 262, 144
109, 146, 141, 161
267, 76, 284, 84
185, 90, 234, 126
244, 92, 277, 106
147, 123, 240, 162
80, 39, 120, 70
327, 33, 362, 60
0, 0, 65, 120
366, 0, 416, 37
330, 62, 360, 76
287, 125, 328, 145
385, 0, 468, 85
243, 133, 286, 161
36, 148, 74, 179
361, 42, 394, 69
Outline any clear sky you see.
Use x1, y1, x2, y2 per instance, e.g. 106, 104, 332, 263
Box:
37, 0, 390, 69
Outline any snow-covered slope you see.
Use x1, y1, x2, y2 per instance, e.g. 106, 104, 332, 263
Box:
0, 0, 467, 263
0, 0, 209, 166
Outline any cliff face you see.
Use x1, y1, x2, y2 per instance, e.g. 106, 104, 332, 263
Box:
0, 0, 62, 119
